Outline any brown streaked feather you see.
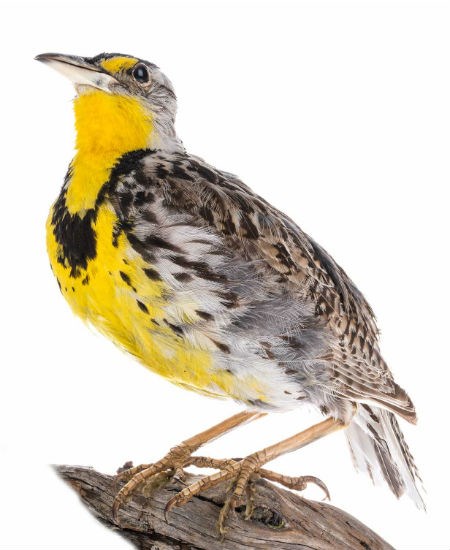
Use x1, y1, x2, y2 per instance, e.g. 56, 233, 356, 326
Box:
109, 149, 416, 422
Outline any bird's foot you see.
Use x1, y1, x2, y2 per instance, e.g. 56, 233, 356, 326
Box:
113, 450, 328, 534
165, 455, 330, 536
113, 442, 202, 522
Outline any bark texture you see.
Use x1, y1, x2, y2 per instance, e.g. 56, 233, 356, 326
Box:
55, 464, 395, 550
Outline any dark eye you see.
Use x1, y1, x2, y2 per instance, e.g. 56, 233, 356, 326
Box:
132, 63, 150, 83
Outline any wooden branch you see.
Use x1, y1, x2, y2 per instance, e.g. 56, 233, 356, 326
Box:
55, 464, 394, 550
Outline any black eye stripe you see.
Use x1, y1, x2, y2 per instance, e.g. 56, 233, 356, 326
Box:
132, 63, 150, 83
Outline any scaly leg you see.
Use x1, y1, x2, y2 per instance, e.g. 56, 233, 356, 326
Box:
165, 416, 347, 534
112, 410, 266, 521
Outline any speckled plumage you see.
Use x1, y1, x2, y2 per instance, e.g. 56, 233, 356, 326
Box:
41, 52, 424, 511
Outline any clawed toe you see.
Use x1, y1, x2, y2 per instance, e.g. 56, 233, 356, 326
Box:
113, 449, 329, 535
161, 453, 329, 534
112, 449, 239, 523
260, 470, 330, 501
112, 444, 194, 522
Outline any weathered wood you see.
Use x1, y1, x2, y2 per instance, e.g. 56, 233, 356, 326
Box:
55, 464, 395, 550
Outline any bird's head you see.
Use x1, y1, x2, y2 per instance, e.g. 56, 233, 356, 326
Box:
35, 52, 182, 154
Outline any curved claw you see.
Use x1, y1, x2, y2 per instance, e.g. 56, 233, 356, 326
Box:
304, 475, 331, 501
113, 463, 171, 523
259, 469, 330, 501
112, 489, 126, 523
164, 465, 240, 524
164, 480, 206, 521
217, 493, 239, 535
164, 494, 179, 521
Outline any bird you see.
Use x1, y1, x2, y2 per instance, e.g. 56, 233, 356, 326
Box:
36, 51, 425, 532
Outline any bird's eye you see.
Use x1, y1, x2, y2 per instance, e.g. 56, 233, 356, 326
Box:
132, 63, 150, 83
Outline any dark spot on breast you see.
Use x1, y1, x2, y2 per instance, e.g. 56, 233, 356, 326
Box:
127, 234, 155, 263
284, 368, 297, 375
171, 255, 191, 268
196, 310, 213, 321
82, 275, 89, 286
118, 191, 133, 211
171, 256, 225, 283
119, 271, 136, 291
217, 290, 239, 308
194, 264, 225, 283
156, 164, 168, 179
174, 272, 193, 282
51, 174, 98, 278
119, 271, 131, 285
246, 399, 275, 410
164, 320, 183, 336
112, 218, 133, 248
145, 234, 182, 252
211, 339, 231, 354
134, 190, 146, 206
137, 300, 149, 313
141, 210, 158, 224
260, 341, 275, 360
143, 267, 162, 281
172, 164, 194, 181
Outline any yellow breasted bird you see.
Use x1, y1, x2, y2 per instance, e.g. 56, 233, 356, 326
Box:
36, 52, 424, 532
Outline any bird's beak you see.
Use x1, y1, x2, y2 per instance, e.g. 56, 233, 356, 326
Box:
35, 53, 117, 93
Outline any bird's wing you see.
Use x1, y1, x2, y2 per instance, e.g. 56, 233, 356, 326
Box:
107, 149, 415, 421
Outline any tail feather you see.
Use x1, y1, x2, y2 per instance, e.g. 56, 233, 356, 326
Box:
346, 403, 426, 509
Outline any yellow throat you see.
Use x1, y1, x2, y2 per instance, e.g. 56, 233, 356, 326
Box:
67, 90, 153, 213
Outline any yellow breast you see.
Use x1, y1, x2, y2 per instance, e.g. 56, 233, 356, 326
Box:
46, 87, 270, 405
45, 87, 221, 394
47, 199, 233, 396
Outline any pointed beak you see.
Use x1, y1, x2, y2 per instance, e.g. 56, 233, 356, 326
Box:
35, 53, 117, 92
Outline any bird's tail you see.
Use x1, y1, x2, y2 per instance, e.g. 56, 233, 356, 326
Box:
346, 403, 426, 509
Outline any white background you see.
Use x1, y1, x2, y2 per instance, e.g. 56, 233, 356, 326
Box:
1, 1, 449, 548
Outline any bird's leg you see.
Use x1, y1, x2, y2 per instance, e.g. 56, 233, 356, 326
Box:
112, 410, 265, 521
165, 416, 347, 534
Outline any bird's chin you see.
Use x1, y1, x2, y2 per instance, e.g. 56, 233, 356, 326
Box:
75, 83, 102, 95
74, 82, 114, 96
